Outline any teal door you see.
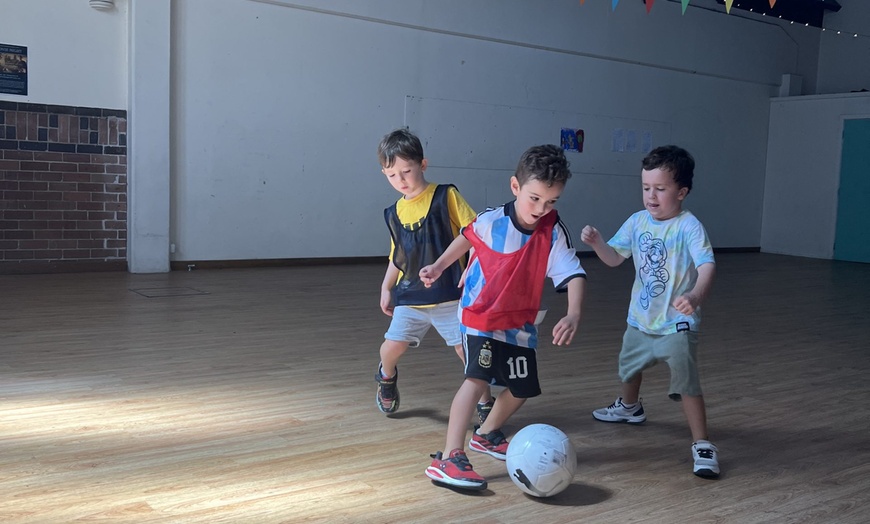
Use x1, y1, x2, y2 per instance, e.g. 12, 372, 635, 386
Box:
834, 118, 870, 263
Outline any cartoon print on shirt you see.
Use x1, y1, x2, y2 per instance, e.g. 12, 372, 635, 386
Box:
637, 232, 669, 310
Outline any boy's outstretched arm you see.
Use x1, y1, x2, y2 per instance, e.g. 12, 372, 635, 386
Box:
552, 276, 586, 346
673, 262, 715, 315
380, 262, 400, 316
419, 235, 473, 288
580, 225, 625, 267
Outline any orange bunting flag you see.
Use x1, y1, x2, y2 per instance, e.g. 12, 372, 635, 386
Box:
725, 0, 733, 13
579, 0, 585, 5
681, 0, 690, 15
646, 0, 655, 14
612, 0, 619, 10
769, 0, 777, 8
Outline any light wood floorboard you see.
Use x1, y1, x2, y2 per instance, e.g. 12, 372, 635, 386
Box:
1, 253, 868, 523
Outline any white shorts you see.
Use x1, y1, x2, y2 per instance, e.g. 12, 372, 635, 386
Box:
384, 301, 462, 347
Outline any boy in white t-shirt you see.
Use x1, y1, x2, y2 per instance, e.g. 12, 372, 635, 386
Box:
581, 145, 720, 479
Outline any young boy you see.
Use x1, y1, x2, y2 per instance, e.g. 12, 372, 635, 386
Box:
375, 128, 493, 420
580, 145, 719, 479
419, 144, 586, 490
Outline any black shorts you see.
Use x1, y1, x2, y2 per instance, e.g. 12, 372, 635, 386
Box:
463, 334, 541, 398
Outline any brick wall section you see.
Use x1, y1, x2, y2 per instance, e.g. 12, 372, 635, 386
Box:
0, 101, 127, 274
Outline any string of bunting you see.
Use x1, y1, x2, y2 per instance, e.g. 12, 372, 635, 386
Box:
581, 0, 869, 40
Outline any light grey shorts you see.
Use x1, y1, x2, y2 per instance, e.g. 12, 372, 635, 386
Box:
618, 325, 702, 399
384, 301, 462, 348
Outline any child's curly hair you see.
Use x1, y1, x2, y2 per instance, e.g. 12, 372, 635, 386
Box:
514, 144, 572, 187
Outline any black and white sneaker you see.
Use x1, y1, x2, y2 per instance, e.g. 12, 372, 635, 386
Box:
692, 440, 720, 479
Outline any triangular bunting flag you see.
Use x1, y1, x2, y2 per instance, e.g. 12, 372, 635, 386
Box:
612, 0, 619, 11
646, 0, 655, 14
579, 0, 585, 5
725, 0, 733, 13
769, 0, 776, 7
681, 0, 690, 15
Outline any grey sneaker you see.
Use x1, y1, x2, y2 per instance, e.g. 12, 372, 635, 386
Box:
375, 365, 399, 414
592, 397, 646, 424
692, 440, 720, 479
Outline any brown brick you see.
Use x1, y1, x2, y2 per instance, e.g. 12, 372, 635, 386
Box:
62, 249, 89, 258
77, 239, 103, 249
91, 249, 117, 258
19, 181, 48, 191
42, 191, 63, 201
3, 210, 32, 220
106, 164, 127, 174
34, 152, 64, 162
0, 240, 18, 249
88, 212, 115, 221
20, 200, 48, 210
62, 230, 90, 239
48, 239, 76, 248
35, 172, 63, 182
62, 211, 87, 221
3, 150, 33, 160
33, 210, 63, 220
76, 202, 103, 211
0, 219, 18, 229
6, 190, 34, 200
34, 249, 62, 259
50, 162, 78, 172
0, 180, 18, 190
19, 239, 48, 249
35, 230, 64, 240
77, 183, 103, 192
21, 220, 49, 230
109, 117, 118, 145
38, 114, 48, 127
63, 192, 90, 202
58, 114, 70, 143
62, 172, 90, 183
6, 249, 35, 259
49, 182, 78, 192
47, 201, 76, 210
20, 161, 51, 171
92, 193, 119, 203
5, 230, 34, 240
47, 220, 76, 229
63, 153, 90, 163
105, 202, 126, 212
92, 154, 117, 164
49, 128, 58, 142
105, 220, 125, 230
107, 239, 126, 248
0, 159, 21, 170
76, 220, 103, 230
78, 164, 106, 174
27, 113, 38, 140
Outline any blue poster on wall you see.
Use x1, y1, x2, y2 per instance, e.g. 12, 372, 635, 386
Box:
561, 128, 584, 152
0, 43, 28, 96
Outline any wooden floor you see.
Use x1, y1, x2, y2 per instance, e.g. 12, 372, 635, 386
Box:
1, 253, 868, 523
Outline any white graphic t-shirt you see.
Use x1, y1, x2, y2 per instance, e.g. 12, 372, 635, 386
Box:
608, 209, 714, 335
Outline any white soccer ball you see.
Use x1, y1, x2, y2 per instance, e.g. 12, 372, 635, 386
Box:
505, 423, 576, 497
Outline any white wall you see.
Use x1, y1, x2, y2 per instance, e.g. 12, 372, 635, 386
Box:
169, 0, 820, 262
0, 0, 127, 109
817, 0, 870, 95
762, 92, 870, 259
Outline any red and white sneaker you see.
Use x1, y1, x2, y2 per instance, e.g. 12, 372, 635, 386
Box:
469, 428, 509, 460
425, 449, 487, 490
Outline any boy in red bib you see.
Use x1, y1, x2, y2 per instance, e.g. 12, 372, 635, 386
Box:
419, 144, 587, 490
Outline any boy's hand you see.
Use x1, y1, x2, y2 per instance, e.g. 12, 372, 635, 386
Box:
672, 293, 699, 315
580, 225, 602, 246
552, 313, 580, 346
380, 288, 394, 316
419, 264, 442, 288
